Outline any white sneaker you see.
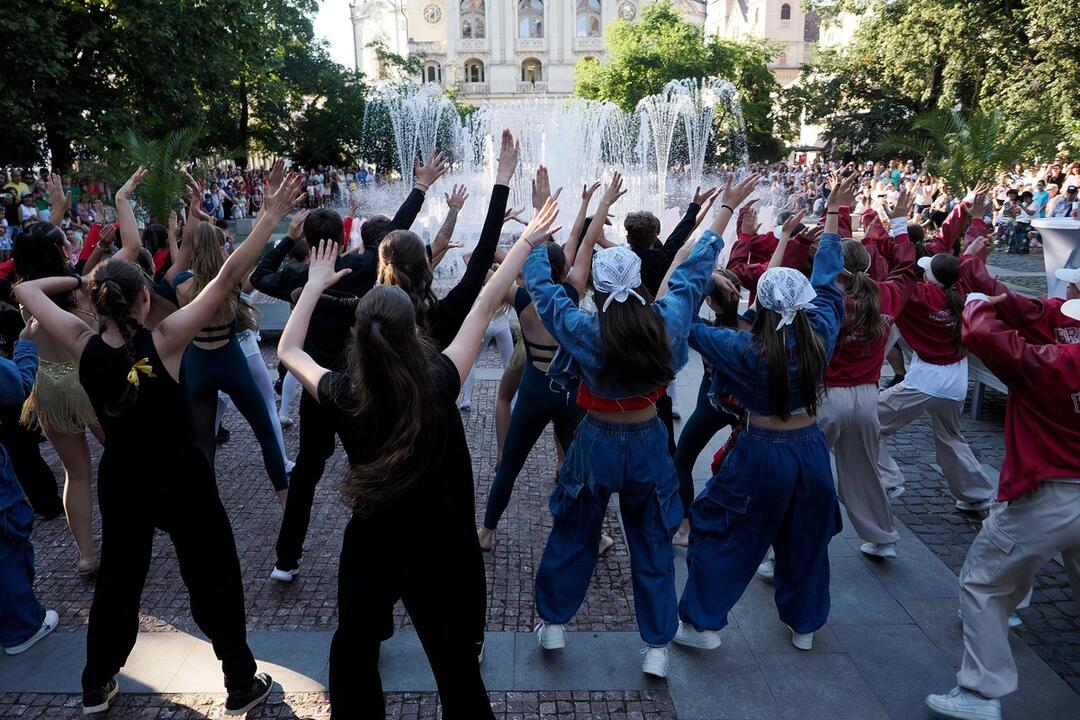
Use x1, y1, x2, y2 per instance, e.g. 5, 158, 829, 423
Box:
860, 542, 898, 559
1008, 613, 1023, 629
536, 622, 566, 650
4, 610, 59, 655
278, 415, 293, 429
285, 459, 296, 474
756, 556, 775, 582
956, 499, 993, 513
641, 645, 669, 678
788, 626, 813, 651
673, 621, 722, 650
925, 687, 1001, 720
457, 399, 471, 411
269, 565, 299, 583
477, 639, 485, 664
886, 485, 907, 501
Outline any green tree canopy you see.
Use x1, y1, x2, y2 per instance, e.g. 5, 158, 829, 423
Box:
574, 1, 791, 161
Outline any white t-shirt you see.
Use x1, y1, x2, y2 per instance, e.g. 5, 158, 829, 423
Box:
20, 205, 38, 222
904, 352, 969, 401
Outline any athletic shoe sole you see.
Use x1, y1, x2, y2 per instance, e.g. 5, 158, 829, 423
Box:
224, 675, 274, 716
925, 696, 1001, 720
673, 626, 722, 650
269, 567, 299, 583
5, 610, 59, 655
83, 681, 119, 715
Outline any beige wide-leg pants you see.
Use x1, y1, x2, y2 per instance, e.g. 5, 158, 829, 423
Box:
958, 481, 1080, 697
817, 385, 900, 545
876, 383, 996, 503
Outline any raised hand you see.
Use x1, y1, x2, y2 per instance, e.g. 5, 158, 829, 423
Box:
415, 149, 450, 190
963, 235, 991, 261
263, 173, 307, 219
288, 209, 310, 240
445, 184, 469, 212
117, 166, 147, 200
710, 271, 740, 306
182, 170, 210, 222
97, 224, 116, 248
520, 196, 561, 248
970, 193, 992, 219
801, 224, 824, 245
827, 173, 858, 210
967, 179, 989, 199
46, 173, 70, 222
582, 181, 602, 201
600, 171, 628, 208
495, 130, 520, 185
266, 160, 285, 196
531, 165, 563, 211
307, 239, 352, 290
168, 211, 179, 240
740, 199, 760, 235
693, 185, 718, 206
719, 172, 761, 210
888, 186, 914, 219
502, 206, 526, 226
780, 209, 806, 239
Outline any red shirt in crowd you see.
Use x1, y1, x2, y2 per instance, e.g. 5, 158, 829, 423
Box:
962, 301, 1080, 501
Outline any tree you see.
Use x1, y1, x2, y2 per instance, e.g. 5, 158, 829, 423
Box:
876, 108, 1055, 192
574, 1, 790, 160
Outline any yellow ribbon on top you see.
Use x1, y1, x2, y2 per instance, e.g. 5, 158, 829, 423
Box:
126, 358, 156, 388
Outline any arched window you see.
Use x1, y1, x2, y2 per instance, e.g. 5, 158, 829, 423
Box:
424, 62, 442, 84
780, 3, 791, 20
518, 0, 544, 39
521, 57, 543, 83
460, 0, 486, 39
464, 58, 485, 83
576, 0, 601, 38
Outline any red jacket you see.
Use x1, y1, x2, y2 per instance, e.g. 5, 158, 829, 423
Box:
962, 301, 1080, 501
925, 202, 969, 256
826, 233, 917, 387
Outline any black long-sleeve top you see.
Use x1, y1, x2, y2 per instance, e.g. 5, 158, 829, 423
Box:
633, 201, 700, 297
251, 188, 426, 368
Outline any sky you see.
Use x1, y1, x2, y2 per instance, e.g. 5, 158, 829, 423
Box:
314, 0, 357, 69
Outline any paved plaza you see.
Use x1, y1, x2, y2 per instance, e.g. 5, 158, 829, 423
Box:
1, 249, 1078, 719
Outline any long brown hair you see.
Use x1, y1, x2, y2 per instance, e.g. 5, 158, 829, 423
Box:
709, 268, 742, 328
594, 284, 674, 394
840, 240, 886, 341
87, 259, 152, 417
928, 253, 965, 354
751, 308, 827, 420
377, 230, 438, 333
188, 222, 257, 332
341, 285, 444, 515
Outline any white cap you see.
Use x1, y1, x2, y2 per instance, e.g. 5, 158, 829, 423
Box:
1054, 267, 1080, 288
917, 256, 938, 286
1063, 299, 1080, 321
757, 267, 817, 330
592, 246, 646, 312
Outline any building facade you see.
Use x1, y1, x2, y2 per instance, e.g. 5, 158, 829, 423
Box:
704, 0, 816, 87
350, 1, 707, 102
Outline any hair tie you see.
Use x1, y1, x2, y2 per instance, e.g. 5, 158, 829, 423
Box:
371, 321, 382, 333
126, 358, 155, 388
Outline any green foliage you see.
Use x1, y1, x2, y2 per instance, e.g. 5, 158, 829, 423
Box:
799, 0, 1080, 160
875, 108, 1055, 192
574, 1, 790, 161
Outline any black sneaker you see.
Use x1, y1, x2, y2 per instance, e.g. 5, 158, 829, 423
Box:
215, 425, 231, 445
224, 671, 273, 716
82, 678, 119, 715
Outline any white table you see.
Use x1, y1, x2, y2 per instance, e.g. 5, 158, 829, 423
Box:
1032, 217, 1080, 297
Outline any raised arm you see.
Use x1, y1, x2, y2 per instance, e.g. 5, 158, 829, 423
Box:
153, 173, 305, 363
45, 173, 69, 229
564, 182, 601, 267
566, 172, 626, 297
661, 185, 712, 253
444, 198, 560, 385
82, 225, 116, 275
250, 210, 308, 301
165, 171, 211, 283
13, 275, 97, 361
429, 184, 467, 262
114, 167, 147, 264
962, 296, 1058, 390
277, 240, 354, 397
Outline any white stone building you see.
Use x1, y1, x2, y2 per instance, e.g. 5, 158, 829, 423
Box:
350, 1, 708, 103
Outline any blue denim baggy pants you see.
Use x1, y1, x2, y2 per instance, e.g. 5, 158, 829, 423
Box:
535, 415, 682, 646
679, 423, 841, 634
0, 493, 45, 648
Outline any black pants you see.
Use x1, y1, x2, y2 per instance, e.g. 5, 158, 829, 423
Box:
329, 518, 494, 719
275, 391, 337, 570
82, 452, 255, 694
0, 407, 62, 518
657, 394, 677, 456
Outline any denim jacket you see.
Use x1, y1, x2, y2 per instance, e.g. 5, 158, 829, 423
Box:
524, 230, 725, 400
0, 340, 39, 512
689, 232, 845, 417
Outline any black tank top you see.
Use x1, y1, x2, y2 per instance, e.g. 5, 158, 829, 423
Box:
79, 327, 193, 453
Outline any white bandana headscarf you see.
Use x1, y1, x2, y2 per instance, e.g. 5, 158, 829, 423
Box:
592, 247, 646, 312
757, 267, 817, 330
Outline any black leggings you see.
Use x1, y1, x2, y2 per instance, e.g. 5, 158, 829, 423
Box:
82, 452, 255, 694
483, 363, 583, 530
673, 374, 734, 517
329, 519, 494, 719
0, 406, 61, 518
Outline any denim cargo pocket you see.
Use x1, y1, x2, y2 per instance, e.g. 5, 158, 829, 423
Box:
549, 465, 586, 525
646, 474, 685, 547
690, 482, 750, 543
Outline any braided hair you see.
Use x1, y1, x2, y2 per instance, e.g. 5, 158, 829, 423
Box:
88, 259, 151, 416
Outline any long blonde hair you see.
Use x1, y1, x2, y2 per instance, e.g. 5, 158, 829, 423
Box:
189, 222, 257, 332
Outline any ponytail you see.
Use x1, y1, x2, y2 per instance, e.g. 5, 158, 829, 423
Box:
88, 259, 151, 416
377, 230, 437, 333
840, 240, 886, 341
753, 308, 827, 420
595, 285, 675, 395
928, 254, 966, 355
342, 286, 443, 516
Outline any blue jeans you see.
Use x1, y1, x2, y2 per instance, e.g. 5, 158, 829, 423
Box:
0, 497, 45, 648
535, 415, 682, 646
680, 423, 841, 634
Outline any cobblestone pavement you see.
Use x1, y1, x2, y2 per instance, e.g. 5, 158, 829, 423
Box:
985, 247, 1045, 273
0, 690, 677, 719
883, 384, 1080, 694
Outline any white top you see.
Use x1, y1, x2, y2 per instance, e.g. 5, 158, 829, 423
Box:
904, 352, 969, 401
